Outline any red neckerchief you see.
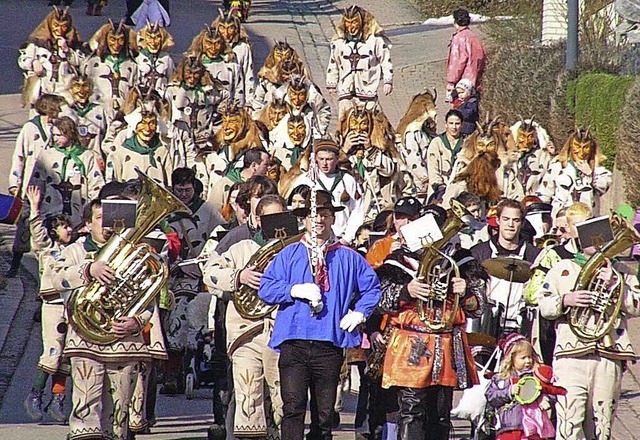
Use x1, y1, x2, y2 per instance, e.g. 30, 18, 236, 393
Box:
300, 234, 341, 291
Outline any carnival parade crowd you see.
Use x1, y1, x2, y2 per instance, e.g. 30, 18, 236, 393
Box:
8, 2, 640, 440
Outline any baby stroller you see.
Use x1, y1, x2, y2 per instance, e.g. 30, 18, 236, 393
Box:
185, 327, 228, 400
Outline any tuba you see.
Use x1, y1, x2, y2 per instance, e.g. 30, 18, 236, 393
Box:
232, 231, 304, 320
568, 212, 640, 347
415, 200, 472, 331
67, 169, 191, 345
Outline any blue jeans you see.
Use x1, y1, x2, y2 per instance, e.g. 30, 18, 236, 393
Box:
278, 340, 344, 440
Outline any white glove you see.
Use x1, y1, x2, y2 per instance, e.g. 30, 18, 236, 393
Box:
339, 310, 366, 333
290, 283, 322, 304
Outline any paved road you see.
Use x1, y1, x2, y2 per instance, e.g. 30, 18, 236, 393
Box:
1, 0, 638, 439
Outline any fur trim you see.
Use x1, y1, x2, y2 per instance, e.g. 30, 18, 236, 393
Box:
88, 21, 138, 60
28, 7, 82, 50
334, 7, 387, 42
137, 23, 174, 53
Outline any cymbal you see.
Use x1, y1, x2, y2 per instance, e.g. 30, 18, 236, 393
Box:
482, 257, 532, 283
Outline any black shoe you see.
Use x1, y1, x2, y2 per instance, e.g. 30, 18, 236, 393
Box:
332, 411, 341, 429
24, 388, 44, 421
44, 393, 67, 423
6, 265, 19, 278
207, 424, 226, 440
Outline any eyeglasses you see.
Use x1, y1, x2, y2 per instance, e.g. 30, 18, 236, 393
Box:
173, 187, 194, 195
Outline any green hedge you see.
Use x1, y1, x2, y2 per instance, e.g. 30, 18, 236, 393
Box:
616, 79, 640, 206
566, 73, 635, 169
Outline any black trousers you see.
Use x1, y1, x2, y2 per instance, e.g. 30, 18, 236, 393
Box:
397, 385, 453, 440
279, 340, 344, 440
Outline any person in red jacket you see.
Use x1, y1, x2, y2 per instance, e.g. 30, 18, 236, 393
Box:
446, 9, 487, 102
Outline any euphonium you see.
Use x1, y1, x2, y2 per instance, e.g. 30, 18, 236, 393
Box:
569, 212, 640, 347
232, 231, 304, 320
67, 169, 191, 345
415, 200, 471, 331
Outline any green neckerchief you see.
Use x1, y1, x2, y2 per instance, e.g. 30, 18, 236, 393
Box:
140, 47, 159, 62
573, 251, 588, 266
106, 52, 127, 75
355, 157, 366, 179
346, 32, 363, 43
73, 102, 97, 118
31, 115, 48, 143
83, 235, 102, 253
168, 196, 204, 222
289, 146, 304, 166
53, 144, 86, 179
180, 82, 206, 106
253, 229, 267, 246
122, 134, 161, 168
201, 54, 223, 64
225, 166, 243, 184
439, 133, 464, 162
317, 171, 344, 200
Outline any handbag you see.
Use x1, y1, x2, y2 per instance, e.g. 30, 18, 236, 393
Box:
0, 194, 24, 225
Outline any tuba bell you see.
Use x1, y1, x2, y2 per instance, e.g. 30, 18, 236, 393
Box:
67, 169, 191, 345
232, 231, 304, 320
415, 200, 472, 331
568, 212, 640, 347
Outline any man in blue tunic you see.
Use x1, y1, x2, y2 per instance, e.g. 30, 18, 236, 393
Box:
259, 190, 381, 440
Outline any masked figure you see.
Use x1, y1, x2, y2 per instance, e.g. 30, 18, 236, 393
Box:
326, 6, 393, 118
273, 74, 331, 137
19, 7, 85, 108
338, 106, 400, 221
509, 117, 555, 196
84, 21, 139, 123
255, 96, 290, 141
166, 54, 230, 150
194, 103, 266, 200
538, 128, 612, 217
251, 40, 310, 114
135, 21, 175, 97
270, 112, 313, 172
213, 10, 255, 101
395, 90, 438, 192
442, 117, 523, 207
188, 25, 245, 106
61, 73, 107, 159
105, 103, 178, 186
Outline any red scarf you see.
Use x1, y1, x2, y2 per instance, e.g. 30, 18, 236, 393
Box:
300, 234, 341, 291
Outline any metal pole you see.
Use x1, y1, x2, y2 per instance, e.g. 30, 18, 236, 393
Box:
566, 0, 579, 71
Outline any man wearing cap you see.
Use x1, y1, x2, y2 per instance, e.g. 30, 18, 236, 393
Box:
259, 189, 381, 440
291, 139, 365, 244
376, 204, 485, 440
446, 8, 486, 103
366, 196, 422, 269
470, 199, 539, 337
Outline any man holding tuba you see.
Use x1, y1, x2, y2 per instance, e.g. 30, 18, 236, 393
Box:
50, 199, 167, 440
378, 204, 485, 440
538, 212, 640, 439
203, 194, 289, 439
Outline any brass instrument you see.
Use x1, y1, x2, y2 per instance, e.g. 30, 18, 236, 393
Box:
232, 232, 304, 320
415, 200, 470, 331
67, 170, 191, 345
364, 325, 396, 380
569, 212, 640, 347
535, 234, 559, 250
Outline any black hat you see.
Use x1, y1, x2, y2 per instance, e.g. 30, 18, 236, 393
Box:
291, 190, 345, 217
394, 196, 422, 218
525, 202, 552, 215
